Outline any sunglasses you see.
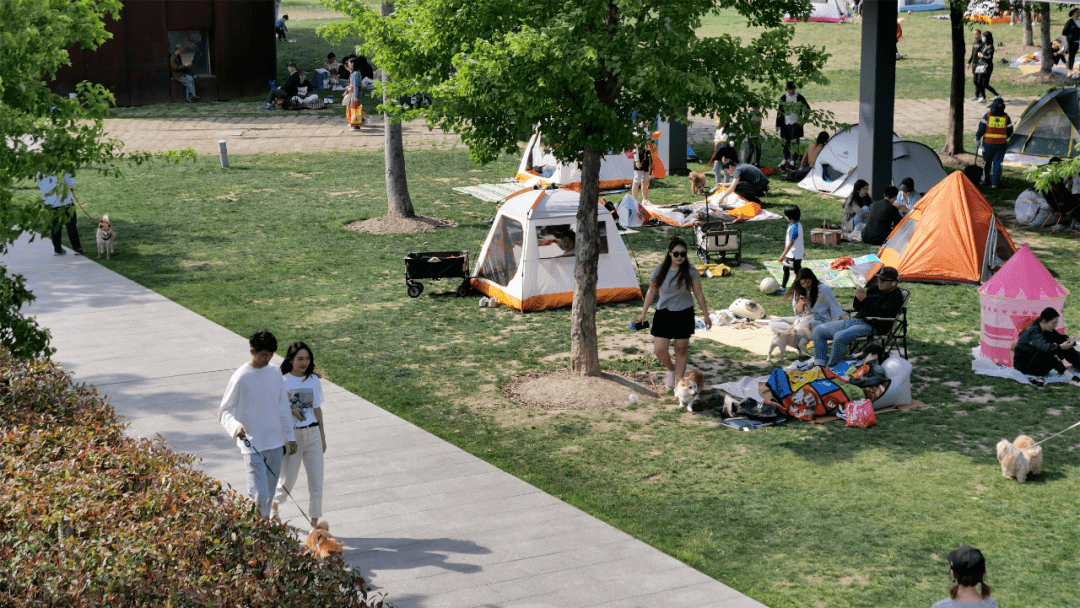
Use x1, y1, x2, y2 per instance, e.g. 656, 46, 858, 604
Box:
671, 250, 687, 258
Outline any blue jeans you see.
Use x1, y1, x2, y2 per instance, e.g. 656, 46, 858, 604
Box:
983, 142, 1007, 186
174, 74, 196, 100
244, 445, 284, 518
813, 318, 874, 368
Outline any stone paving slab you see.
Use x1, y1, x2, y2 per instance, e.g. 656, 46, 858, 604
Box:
105, 97, 1038, 157
1, 235, 767, 608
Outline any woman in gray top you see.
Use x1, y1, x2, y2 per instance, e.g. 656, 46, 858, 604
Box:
931, 545, 998, 608
634, 237, 712, 388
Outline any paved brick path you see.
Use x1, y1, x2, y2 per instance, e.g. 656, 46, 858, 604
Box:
104, 97, 1036, 156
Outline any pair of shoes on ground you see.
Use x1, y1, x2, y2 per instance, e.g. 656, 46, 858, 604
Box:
478, 296, 500, 308
791, 359, 816, 371
55, 249, 83, 256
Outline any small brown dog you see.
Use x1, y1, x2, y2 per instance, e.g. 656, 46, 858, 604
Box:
996, 434, 1043, 483
96, 214, 116, 259
689, 171, 708, 195
674, 369, 705, 412
303, 521, 344, 559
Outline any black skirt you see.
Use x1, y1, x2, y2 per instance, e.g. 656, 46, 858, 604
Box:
651, 307, 696, 340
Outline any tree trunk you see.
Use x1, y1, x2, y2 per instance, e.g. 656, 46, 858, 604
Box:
1022, 3, 1033, 46
1040, 3, 1052, 74
381, 1, 414, 217
943, 2, 966, 155
570, 146, 602, 377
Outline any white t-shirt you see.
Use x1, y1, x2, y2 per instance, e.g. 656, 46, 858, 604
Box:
284, 372, 324, 428
785, 221, 804, 260
219, 363, 295, 454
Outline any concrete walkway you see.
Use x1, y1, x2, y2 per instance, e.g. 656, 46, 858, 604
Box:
2, 236, 765, 608
103, 96, 1036, 156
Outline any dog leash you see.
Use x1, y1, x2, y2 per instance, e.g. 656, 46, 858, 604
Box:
640, 333, 665, 399
1031, 418, 1080, 448
242, 436, 310, 523
70, 191, 100, 223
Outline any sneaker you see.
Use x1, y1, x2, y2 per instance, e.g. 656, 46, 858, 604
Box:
54, 250, 66, 256
976, 96, 986, 103
1071, 375, 1080, 387
664, 370, 676, 387
73, 249, 84, 256
969, 96, 979, 101
773, 287, 786, 296
263, 104, 274, 110
791, 360, 814, 371
1029, 376, 1045, 387
479, 297, 488, 308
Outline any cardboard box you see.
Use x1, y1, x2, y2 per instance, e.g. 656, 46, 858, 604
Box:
811, 228, 841, 245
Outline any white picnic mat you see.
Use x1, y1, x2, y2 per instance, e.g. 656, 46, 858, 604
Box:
970, 346, 1074, 386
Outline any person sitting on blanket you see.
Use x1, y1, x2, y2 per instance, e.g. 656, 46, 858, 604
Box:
1013, 306, 1080, 387
781, 268, 846, 326
803, 266, 904, 370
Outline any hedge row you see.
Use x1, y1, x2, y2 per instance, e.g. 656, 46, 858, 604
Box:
0, 354, 391, 607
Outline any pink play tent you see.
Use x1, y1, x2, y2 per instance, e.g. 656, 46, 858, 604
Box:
978, 243, 1068, 366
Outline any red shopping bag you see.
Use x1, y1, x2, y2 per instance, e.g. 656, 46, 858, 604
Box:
845, 399, 877, 428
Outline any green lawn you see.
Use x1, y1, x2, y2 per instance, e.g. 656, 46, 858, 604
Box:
36, 151, 1080, 608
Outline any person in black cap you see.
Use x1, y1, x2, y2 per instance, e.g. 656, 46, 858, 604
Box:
807, 266, 904, 369
895, 177, 920, 215
932, 545, 997, 608
775, 81, 810, 171
264, 61, 301, 110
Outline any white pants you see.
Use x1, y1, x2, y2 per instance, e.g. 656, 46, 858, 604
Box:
274, 424, 324, 519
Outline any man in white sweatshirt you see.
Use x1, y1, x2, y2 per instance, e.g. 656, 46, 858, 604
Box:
220, 330, 297, 517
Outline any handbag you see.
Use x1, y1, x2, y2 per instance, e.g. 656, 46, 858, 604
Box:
844, 399, 877, 428
974, 63, 988, 74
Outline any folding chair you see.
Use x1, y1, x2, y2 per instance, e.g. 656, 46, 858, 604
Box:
1041, 181, 1080, 231
844, 288, 910, 360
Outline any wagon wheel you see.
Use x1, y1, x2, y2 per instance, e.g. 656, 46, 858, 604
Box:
455, 280, 470, 298
697, 246, 709, 263
407, 281, 424, 298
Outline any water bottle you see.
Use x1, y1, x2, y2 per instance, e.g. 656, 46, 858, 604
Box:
695, 317, 707, 330
269, 79, 276, 90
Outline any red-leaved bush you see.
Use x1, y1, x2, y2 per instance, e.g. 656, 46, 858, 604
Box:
0, 354, 391, 607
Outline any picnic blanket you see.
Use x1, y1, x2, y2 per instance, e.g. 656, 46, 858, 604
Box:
452, 183, 531, 203
763, 254, 882, 290
695, 322, 774, 357
642, 200, 783, 227
1011, 52, 1077, 76
970, 345, 1076, 386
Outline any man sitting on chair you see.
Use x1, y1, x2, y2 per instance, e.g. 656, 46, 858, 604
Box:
806, 266, 905, 369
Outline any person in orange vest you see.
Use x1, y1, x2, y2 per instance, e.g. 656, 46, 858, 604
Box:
976, 98, 1013, 189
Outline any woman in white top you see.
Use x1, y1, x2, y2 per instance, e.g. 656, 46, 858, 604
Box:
781, 268, 845, 325
272, 341, 327, 529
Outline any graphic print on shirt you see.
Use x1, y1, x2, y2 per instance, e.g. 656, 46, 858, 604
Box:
288, 388, 315, 422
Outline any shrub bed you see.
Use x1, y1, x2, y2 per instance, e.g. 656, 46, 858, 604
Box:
0, 354, 390, 607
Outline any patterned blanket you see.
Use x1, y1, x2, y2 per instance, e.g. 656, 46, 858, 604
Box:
765, 362, 890, 421
763, 254, 882, 290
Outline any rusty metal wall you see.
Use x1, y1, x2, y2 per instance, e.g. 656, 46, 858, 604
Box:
51, 0, 275, 106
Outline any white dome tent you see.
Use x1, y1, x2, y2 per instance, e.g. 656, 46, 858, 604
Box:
471, 189, 642, 312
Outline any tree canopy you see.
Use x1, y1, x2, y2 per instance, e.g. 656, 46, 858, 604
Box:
0, 0, 192, 360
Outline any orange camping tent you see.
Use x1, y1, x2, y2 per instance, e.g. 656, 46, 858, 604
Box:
877, 171, 1016, 284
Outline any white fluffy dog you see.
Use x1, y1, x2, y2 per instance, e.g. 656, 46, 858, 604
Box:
996, 434, 1043, 483
674, 369, 705, 412
767, 315, 816, 362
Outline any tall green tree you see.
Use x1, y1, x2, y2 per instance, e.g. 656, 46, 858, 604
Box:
326, 0, 829, 375
0, 0, 191, 360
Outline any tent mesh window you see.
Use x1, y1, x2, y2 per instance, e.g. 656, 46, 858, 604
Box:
477, 216, 523, 287
884, 218, 918, 258
535, 222, 609, 259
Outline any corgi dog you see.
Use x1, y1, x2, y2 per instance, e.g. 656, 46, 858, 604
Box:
674, 369, 705, 412
96, 214, 116, 259
303, 521, 344, 560
689, 171, 708, 195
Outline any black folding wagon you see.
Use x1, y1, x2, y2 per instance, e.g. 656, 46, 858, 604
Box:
404, 251, 471, 298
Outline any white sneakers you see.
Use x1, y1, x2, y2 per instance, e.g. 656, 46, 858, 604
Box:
791, 359, 815, 371
479, 297, 500, 308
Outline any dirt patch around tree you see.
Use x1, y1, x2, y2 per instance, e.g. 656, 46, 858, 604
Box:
502, 370, 663, 410
344, 215, 458, 234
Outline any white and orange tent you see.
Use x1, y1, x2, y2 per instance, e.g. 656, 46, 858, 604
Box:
978, 243, 1069, 366
516, 129, 667, 191
878, 171, 1016, 284
471, 189, 642, 312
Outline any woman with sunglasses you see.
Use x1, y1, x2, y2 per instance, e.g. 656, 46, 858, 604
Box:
635, 236, 712, 388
